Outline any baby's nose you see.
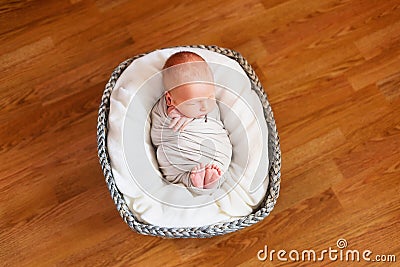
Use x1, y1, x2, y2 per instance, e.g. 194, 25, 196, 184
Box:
200, 100, 207, 110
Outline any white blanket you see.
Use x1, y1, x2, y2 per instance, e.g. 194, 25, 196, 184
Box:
107, 47, 269, 227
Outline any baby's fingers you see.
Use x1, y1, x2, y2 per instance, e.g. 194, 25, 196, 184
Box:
168, 117, 179, 129
168, 112, 180, 119
174, 118, 186, 132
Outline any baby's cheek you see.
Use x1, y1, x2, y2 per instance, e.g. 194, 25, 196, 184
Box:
207, 104, 216, 113
182, 108, 199, 118
210, 100, 217, 109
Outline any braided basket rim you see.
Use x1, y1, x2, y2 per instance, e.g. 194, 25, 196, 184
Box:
97, 45, 281, 238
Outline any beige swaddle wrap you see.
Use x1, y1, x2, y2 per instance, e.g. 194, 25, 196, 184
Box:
150, 95, 233, 195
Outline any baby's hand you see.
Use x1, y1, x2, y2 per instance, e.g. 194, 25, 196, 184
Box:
168, 108, 194, 132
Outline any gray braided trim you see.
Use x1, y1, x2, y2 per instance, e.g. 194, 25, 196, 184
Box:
97, 45, 281, 238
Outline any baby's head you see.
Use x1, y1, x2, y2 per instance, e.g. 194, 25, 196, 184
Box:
162, 51, 216, 118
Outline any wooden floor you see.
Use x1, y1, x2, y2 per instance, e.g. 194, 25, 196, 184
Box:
1, 0, 399, 266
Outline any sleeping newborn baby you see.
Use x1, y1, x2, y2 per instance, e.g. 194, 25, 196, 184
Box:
150, 51, 233, 195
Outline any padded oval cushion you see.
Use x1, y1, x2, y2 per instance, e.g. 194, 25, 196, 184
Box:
107, 47, 269, 227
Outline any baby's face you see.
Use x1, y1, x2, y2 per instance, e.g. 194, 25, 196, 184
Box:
170, 83, 216, 118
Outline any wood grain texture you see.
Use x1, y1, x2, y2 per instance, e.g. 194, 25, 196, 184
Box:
1, 0, 399, 266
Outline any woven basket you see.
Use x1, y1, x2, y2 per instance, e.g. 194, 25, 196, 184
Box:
97, 45, 281, 238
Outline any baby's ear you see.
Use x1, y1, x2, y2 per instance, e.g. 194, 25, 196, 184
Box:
165, 91, 172, 105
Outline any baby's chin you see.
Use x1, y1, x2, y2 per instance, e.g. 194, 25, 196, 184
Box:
181, 113, 206, 119
177, 107, 215, 118
189, 109, 213, 118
